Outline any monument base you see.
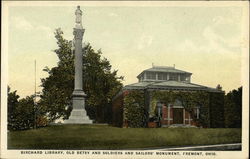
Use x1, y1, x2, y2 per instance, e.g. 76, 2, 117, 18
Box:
64, 109, 92, 124
64, 91, 92, 124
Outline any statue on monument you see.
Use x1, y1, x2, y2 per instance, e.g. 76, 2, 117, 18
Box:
75, 6, 83, 29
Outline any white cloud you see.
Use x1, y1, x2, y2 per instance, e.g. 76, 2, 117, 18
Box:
11, 16, 53, 38
12, 16, 33, 31
137, 34, 153, 50
202, 26, 225, 52
210, 15, 241, 48
108, 12, 118, 17
212, 16, 235, 26
36, 25, 53, 39
175, 8, 242, 55
202, 26, 241, 54
178, 39, 197, 52
177, 15, 241, 56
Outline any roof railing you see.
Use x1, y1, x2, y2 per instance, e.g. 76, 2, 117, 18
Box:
152, 65, 175, 69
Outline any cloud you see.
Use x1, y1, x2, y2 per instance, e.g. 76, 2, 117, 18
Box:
137, 34, 153, 50
209, 15, 241, 48
212, 16, 235, 26
202, 26, 225, 52
108, 12, 118, 17
178, 39, 197, 52
36, 26, 53, 39
11, 16, 53, 38
202, 26, 241, 54
12, 16, 33, 31
177, 14, 242, 56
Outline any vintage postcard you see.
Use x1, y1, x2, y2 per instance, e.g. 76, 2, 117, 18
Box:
1, 1, 249, 159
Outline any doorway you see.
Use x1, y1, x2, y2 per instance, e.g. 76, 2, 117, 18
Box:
173, 108, 183, 124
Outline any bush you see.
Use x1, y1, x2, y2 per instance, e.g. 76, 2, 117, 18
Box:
10, 96, 35, 130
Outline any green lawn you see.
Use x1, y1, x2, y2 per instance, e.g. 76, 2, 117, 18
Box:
8, 125, 241, 149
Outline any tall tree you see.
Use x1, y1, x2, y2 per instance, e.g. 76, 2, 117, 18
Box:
40, 28, 123, 123
224, 87, 242, 128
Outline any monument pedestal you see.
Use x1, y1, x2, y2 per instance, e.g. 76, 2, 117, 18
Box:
64, 109, 92, 124
64, 90, 92, 124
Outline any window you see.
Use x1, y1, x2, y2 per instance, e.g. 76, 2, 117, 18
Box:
194, 105, 200, 119
169, 73, 178, 81
156, 102, 163, 118
158, 73, 167, 80
180, 75, 186, 81
181, 75, 190, 82
146, 72, 156, 80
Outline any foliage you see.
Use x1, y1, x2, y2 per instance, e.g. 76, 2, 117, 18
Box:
82, 46, 123, 123
122, 90, 220, 128
123, 91, 147, 128
8, 86, 49, 130
39, 29, 74, 122
224, 87, 242, 128
8, 95, 36, 131
7, 86, 20, 130
40, 28, 123, 123
8, 125, 241, 150
151, 90, 210, 127
13, 96, 36, 130
209, 92, 225, 128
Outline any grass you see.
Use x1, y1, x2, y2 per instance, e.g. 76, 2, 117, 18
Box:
8, 125, 241, 150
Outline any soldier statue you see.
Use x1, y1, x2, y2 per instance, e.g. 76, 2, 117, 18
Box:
75, 6, 83, 29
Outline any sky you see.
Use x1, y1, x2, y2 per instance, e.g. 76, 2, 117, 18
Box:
4, 2, 248, 98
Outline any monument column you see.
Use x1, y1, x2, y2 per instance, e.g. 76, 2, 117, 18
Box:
64, 6, 92, 124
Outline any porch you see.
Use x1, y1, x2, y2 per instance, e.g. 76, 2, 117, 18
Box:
149, 102, 200, 127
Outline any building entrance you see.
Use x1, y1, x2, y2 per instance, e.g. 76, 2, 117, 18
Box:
173, 108, 183, 124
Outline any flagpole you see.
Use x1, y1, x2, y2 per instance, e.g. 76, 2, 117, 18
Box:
34, 60, 37, 129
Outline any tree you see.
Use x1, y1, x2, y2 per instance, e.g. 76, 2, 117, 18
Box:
39, 28, 123, 123
14, 96, 36, 130
8, 86, 20, 130
82, 47, 123, 123
8, 86, 37, 130
224, 87, 242, 128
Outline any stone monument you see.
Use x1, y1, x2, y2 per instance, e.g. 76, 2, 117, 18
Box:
64, 6, 92, 124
